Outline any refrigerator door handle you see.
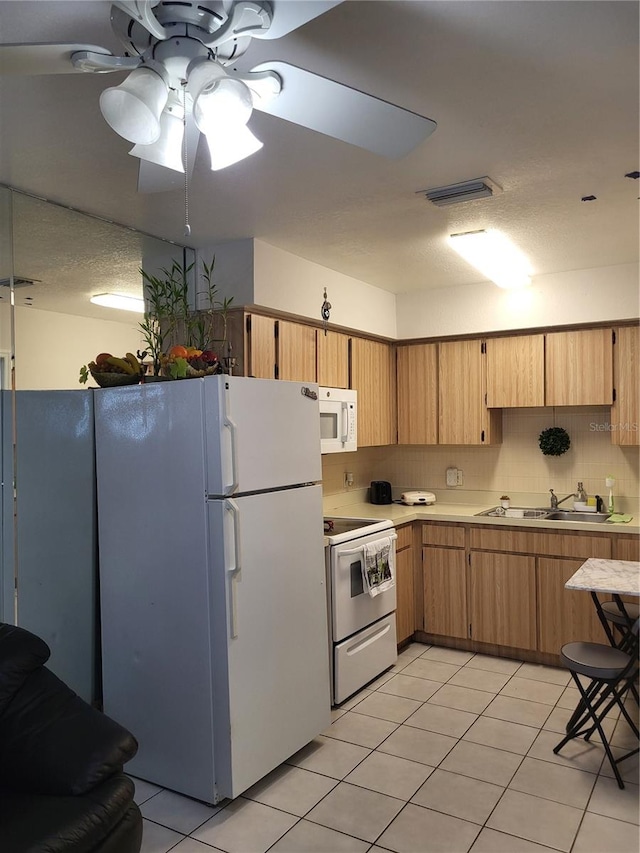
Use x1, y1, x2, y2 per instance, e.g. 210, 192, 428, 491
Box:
224, 498, 242, 639
223, 414, 239, 495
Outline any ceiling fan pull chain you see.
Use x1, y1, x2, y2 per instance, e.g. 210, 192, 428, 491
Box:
183, 84, 191, 238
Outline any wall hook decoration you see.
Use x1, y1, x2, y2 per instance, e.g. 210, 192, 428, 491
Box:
321, 287, 331, 335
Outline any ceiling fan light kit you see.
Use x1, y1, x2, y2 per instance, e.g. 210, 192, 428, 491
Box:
1, 1, 437, 190
100, 64, 170, 144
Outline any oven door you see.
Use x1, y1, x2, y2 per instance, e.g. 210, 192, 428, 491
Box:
330, 530, 397, 642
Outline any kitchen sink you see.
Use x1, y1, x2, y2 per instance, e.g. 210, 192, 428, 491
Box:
475, 507, 611, 523
475, 507, 549, 519
545, 511, 611, 523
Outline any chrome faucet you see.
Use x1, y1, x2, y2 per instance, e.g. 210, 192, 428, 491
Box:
549, 489, 574, 509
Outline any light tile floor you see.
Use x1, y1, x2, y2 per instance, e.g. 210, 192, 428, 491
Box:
134, 643, 639, 853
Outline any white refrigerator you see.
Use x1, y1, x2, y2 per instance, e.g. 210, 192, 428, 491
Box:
94, 375, 331, 803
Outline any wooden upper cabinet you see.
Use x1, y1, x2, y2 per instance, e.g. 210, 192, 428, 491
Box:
611, 325, 639, 446
316, 330, 349, 389
277, 320, 316, 382
545, 328, 613, 405
247, 314, 275, 379
350, 337, 396, 447
397, 344, 438, 444
438, 339, 501, 445
486, 334, 545, 408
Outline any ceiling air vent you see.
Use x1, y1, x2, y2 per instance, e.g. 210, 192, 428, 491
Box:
418, 177, 503, 207
0, 276, 36, 288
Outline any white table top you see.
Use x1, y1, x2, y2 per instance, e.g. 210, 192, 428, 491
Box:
565, 558, 640, 596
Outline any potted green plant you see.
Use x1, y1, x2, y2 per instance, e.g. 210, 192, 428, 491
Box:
138, 255, 233, 378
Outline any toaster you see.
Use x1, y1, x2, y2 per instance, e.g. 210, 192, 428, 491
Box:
401, 491, 436, 506
370, 481, 393, 504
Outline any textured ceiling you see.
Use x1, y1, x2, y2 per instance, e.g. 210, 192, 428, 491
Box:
1, 0, 638, 316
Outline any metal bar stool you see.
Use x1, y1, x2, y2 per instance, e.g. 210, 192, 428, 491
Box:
554, 619, 639, 789
600, 600, 640, 651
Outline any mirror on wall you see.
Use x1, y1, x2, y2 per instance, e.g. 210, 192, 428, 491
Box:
1, 187, 193, 702
10, 190, 192, 390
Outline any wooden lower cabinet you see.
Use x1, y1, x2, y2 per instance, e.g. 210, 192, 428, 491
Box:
395, 537, 415, 645
469, 551, 537, 649
537, 557, 604, 653
614, 535, 640, 561
423, 546, 468, 639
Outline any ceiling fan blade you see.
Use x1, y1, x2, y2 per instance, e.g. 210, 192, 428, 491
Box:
0, 43, 113, 75
253, 1, 343, 40
135, 115, 200, 193
250, 61, 437, 159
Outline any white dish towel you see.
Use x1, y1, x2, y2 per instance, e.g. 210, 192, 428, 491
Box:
362, 537, 395, 598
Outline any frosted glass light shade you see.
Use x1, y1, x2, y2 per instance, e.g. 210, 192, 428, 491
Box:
448, 229, 532, 289
202, 123, 263, 171
188, 61, 253, 130
100, 67, 168, 144
129, 107, 185, 172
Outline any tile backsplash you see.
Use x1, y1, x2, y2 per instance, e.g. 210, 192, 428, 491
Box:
322, 407, 639, 510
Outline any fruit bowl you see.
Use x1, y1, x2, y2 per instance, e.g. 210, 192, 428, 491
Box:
90, 371, 141, 388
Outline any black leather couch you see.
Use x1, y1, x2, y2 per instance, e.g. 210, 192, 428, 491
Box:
0, 623, 143, 853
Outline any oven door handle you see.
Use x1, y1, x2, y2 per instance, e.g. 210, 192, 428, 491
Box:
339, 533, 397, 558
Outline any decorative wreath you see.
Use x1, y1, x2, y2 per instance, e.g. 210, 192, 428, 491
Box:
538, 426, 571, 456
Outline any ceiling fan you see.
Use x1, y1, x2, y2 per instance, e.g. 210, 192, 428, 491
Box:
0, 0, 437, 193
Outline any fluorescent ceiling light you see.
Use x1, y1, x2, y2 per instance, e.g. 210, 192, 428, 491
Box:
90, 293, 145, 313
448, 229, 532, 289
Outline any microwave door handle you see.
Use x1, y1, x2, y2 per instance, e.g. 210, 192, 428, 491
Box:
341, 402, 349, 444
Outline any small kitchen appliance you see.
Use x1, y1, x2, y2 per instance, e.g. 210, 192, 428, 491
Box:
401, 490, 436, 506
319, 387, 357, 453
370, 480, 393, 504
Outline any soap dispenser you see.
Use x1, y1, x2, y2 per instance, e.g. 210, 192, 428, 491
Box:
605, 476, 615, 513
576, 482, 587, 503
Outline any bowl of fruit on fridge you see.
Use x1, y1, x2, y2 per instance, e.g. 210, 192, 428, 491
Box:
160, 346, 221, 379
79, 352, 144, 387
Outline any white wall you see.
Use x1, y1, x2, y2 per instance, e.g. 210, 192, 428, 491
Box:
14, 307, 143, 390
195, 239, 255, 308
253, 241, 397, 338
396, 262, 640, 339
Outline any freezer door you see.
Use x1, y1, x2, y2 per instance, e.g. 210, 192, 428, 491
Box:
208, 484, 331, 799
204, 376, 322, 495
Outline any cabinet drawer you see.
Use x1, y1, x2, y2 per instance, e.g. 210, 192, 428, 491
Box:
395, 524, 413, 551
422, 524, 465, 549
469, 527, 611, 559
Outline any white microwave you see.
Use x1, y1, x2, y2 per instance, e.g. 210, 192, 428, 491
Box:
319, 387, 357, 453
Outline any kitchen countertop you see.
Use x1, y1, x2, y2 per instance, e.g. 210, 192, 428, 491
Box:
323, 499, 639, 539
